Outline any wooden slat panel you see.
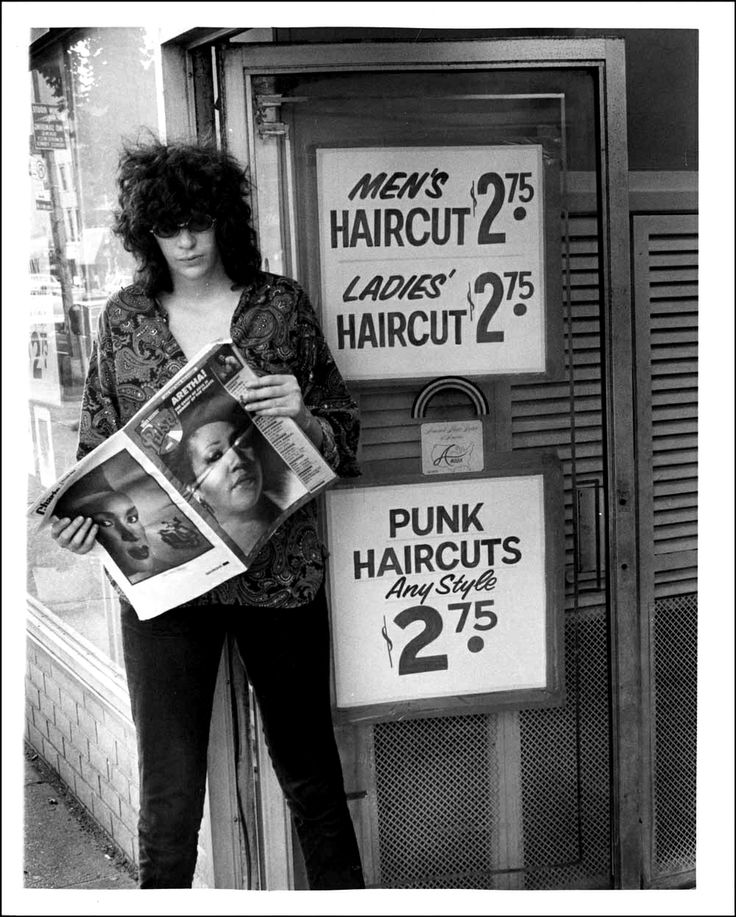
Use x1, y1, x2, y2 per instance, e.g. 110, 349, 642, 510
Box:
652, 577, 697, 598
653, 479, 697, 497
651, 434, 697, 453
652, 325, 698, 350
362, 440, 420, 462
651, 345, 698, 362
651, 374, 697, 391
565, 255, 600, 272
652, 462, 697, 481
508, 217, 605, 584
552, 443, 604, 460
649, 251, 698, 268
650, 312, 698, 330
565, 238, 599, 254
654, 523, 698, 554
361, 409, 415, 430
650, 361, 698, 377
654, 568, 698, 585
561, 457, 606, 477
654, 318, 697, 338
648, 267, 698, 282
565, 217, 598, 234
513, 395, 601, 416
567, 318, 602, 335
647, 234, 698, 252
565, 351, 602, 367
513, 382, 601, 402
563, 271, 600, 287
513, 413, 601, 433
654, 501, 697, 521
650, 298, 698, 315
653, 507, 698, 526
652, 419, 698, 436
634, 213, 698, 599
650, 400, 697, 417
649, 283, 699, 300
361, 427, 418, 447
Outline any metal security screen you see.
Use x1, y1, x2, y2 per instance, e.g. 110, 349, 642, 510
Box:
652, 593, 697, 879
373, 715, 500, 888
371, 611, 611, 889
520, 610, 611, 889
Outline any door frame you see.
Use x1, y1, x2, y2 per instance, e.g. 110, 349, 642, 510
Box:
220, 36, 640, 889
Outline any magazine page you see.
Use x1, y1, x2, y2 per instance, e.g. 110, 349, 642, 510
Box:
29, 435, 247, 619
125, 339, 337, 567
219, 350, 336, 494
28, 339, 337, 619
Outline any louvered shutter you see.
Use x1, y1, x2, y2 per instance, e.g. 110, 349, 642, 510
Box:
633, 212, 698, 886
634, 213, 698, 597
511, 215, 605, 604
358, 214, 606, 603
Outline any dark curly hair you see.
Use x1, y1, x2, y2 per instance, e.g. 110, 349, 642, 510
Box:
112, 137, 261, 295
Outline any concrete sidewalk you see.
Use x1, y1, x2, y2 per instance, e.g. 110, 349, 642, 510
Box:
23, 749, 137, 890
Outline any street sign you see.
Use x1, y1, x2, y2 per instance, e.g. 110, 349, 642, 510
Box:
32, 103, 66, 151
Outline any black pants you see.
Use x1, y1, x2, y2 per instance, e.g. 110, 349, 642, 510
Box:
121, 587, 364, 889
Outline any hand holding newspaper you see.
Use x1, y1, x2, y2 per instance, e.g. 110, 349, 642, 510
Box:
29, 340, 337, 619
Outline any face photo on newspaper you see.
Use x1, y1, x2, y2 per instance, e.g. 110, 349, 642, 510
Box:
52, 450, 213, 585
150, 387, 309, 558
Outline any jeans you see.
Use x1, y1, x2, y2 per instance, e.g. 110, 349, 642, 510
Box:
121, 587, 364, 890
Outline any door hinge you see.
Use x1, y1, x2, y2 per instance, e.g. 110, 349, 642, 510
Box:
255, 93, 289, 139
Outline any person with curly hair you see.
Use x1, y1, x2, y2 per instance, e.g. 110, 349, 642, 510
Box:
50, 138, 364, 890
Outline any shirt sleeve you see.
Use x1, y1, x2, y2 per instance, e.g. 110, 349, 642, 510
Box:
292, 286, 361, 478
76, 306, 123, 461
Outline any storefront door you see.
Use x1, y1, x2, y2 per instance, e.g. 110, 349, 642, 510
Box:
221, 38, 638, 890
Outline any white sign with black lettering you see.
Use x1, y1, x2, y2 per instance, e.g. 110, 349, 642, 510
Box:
326, 475, 548, 711
317, 145, 546, 381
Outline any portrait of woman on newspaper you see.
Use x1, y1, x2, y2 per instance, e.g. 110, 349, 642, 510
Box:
54, 464, 158, 585
165, 393, 301, 556
56, 483, 157, 584
53, 455, 212, 585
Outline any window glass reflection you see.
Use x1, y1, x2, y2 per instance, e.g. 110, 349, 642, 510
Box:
28, 28, 163, 662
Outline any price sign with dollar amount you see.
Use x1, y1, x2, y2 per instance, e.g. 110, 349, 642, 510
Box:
325, 453, 565, 723
317, 144, 562, 383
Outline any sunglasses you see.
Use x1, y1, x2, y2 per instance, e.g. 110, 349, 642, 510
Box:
150, 214, 216, 239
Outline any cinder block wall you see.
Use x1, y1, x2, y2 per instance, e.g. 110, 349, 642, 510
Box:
25, 636, 140, 866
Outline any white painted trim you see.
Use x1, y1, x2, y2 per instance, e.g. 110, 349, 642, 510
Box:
254, 712, 295, 889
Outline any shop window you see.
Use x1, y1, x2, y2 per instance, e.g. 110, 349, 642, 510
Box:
27, 28, 164, 663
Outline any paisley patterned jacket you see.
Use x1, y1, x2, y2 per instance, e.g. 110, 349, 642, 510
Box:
77, 271, 360, 608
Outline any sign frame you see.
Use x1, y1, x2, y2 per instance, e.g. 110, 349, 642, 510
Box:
324, 450, 565, 725
314, 141, 564, 387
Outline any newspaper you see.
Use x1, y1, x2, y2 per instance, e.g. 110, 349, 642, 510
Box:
29, 340, 337, 619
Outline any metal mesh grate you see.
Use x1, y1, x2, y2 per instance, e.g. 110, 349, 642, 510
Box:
652, 594, 697, 878
371, 612, 612, 889
373, 715, 499, 888
521, 611, 612, 889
